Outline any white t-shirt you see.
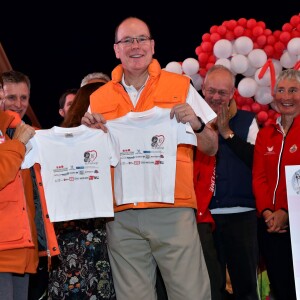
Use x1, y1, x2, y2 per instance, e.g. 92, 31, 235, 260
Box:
22, 125, 119, 222
106, 107, 197, 205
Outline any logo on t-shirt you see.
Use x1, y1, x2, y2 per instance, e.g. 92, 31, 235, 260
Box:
84, 150, 97, 163
151, 135, 165, 148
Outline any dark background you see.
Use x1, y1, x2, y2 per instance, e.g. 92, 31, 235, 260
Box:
1, 2, 299, 128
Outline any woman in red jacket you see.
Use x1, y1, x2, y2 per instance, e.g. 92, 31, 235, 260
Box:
253, 69, 300, 300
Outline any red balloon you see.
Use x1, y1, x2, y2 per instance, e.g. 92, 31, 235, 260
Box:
290, 15, 300, 27
205, 62, 215, 71
264, 45, 274, 57
279, 31, 291, 43
210, 25, 218, 33
225, 31, 235, 41
273, 30, 281, 39
273, 51, 282, 60
208, 54, 216, 64
201, 41, 213, 52
227, 20, 237, 30
245, 98, 254, 105
253, 42, 259, 49
251, 102, 261, 113
199, 68, 207, 78
252, 26, 264, 37
247, 18, 257, 29
257, 21, 266, 29
263, 118, 275, 127
257, 111, 269, 124
291, 31, 300, 38
267, 109, 277, 118
256, 35, 267, 47
195, 45, 203, 55
233, 25, 244, 37
237, 18, 247, 27
217, 25, 227, 36
202, 33, 211, 42
241, 104, 252, 112
235, 95, 247, 107
210, 32, 221, 43
198, 52, 209, 66
264, 29, 272, 36
274, 41, 285, 53
282, 23, 293, 32
222, 20, 229, 27
260, 104, 270, 112
267, 35, 276, 45
243, 28, 253, 38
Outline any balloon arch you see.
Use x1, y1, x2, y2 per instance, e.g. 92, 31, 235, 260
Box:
164, 14, 300, 127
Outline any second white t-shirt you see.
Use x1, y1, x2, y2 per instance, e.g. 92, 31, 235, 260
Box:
107, 106, 197, 205
22, 125, 119, 222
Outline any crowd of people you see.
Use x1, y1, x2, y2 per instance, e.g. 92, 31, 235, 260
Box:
0, 16, 299, 300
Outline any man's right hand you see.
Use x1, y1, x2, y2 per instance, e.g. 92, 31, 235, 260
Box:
13, 123, 35, 145
81, 112, 108, 132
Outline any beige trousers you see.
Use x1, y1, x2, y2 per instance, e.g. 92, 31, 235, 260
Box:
106, 207, 211, 300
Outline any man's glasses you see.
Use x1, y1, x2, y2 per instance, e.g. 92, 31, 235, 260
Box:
115, 36, 152, 46
204, 88, 231, 98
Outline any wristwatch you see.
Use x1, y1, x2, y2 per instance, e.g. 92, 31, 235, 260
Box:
194, 117, 205, 133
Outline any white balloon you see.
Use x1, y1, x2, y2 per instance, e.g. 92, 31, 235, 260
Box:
272, 59, 283, 76
230, 54, 249, 74
165, 61, 183, 74
247, 49, 267, 68
234, 36, 254, 55
231, 40, 237, 56
238, 77, 258, 98
215, 58, 231, 69
254, 86, 273, 105
280, 51, 298, 69
287, 37, 300, 56
242, 64, 257, 77
190, 73, 203, 91
213, 39, 233, 59
182, 57, 199, 76
254, 67, 271, 87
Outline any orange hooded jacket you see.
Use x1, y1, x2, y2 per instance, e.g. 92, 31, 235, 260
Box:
0, 110, 59, 273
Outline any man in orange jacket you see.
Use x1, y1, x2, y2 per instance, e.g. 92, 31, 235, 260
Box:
0, 71, 59, 300
0, 107, 38, 298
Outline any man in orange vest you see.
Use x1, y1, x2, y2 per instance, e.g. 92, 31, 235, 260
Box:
82, 17, 218, 300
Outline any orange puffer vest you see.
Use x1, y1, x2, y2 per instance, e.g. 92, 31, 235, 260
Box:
90, 59, 197, 212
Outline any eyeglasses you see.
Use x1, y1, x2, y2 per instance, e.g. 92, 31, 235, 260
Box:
204, 88, 231, 98
115, 36, 152, 46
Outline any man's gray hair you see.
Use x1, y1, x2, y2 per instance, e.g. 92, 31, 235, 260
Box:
80, 72, 110, 87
